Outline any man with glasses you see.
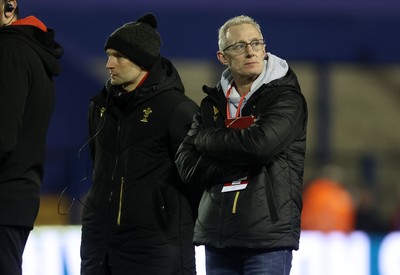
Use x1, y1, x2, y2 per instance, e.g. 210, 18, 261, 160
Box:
176, 15, 308, 274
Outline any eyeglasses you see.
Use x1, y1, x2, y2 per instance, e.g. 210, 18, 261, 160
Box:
223, 39, 265, 54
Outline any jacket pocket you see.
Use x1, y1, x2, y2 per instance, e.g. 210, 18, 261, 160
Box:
257, 167, 279, 222
153, 184, 169, 230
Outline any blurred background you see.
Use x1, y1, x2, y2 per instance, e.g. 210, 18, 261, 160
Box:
15, 0, 400, 274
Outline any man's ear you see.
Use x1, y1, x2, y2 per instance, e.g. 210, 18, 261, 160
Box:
4, 0, 17, 17
217, 51, 229, 66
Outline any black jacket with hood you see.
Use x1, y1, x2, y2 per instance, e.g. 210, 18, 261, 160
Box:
81, 57, 199, 275
176, 54, 308, 251
0, 16, 63, 227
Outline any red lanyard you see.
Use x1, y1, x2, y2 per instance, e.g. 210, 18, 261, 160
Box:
226, 86, 247, 119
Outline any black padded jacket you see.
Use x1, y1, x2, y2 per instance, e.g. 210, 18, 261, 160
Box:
81, 57, 199, 275
0, 19, 63, 227
176, 67, 307, 251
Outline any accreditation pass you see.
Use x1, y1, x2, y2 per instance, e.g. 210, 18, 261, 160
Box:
221, 177, 248, 192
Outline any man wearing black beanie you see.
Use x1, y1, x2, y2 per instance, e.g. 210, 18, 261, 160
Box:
80, 13, 200, 275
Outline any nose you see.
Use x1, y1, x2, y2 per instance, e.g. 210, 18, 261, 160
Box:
245, 45, 256, 56
106, 56, 115, 69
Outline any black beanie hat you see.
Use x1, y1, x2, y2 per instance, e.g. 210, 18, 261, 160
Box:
104, 13, 161, 70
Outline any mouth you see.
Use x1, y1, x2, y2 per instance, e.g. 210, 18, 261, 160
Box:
244, 61, 258, 66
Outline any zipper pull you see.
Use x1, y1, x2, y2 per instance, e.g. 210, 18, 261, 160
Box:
100, 107, 106, 117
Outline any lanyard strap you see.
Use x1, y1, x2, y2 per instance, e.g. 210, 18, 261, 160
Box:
226, 86, 247, 119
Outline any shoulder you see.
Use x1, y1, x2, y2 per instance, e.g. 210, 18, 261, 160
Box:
256, 87, 306, 110
0, 36, 38, 68
175, 97, 199, 116
164, 90, 199, 117
0, 40, 39, 78
0, 36, 33, 53
158, 88, 195, 105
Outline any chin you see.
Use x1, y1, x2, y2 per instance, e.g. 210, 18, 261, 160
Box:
110, 79, 119, 85
247, 68, 263, 76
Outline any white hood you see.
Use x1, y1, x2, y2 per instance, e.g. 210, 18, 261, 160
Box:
220, 52, 289, 118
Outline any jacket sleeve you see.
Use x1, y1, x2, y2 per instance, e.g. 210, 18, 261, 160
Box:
0, 43, 29, 164
175, 112, 251, 186
193, 90, 307, 166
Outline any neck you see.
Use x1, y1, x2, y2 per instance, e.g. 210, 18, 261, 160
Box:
236, 85, 250, 97
234, 79, 255, 97
232, 74, 260, 97
122, 71, 149, 93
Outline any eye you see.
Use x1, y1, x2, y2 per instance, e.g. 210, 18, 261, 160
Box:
232, 42, 246, 51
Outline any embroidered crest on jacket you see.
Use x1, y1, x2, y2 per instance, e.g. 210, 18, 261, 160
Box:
141, 107, 153, 122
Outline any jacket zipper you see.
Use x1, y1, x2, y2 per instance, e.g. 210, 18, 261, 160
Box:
117, 177, 124, 226
109, 120, 121, 225
111, 122, 121, 181
219, 195, 226, 247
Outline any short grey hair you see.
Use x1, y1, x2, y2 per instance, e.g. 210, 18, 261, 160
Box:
218, 15, 263, 51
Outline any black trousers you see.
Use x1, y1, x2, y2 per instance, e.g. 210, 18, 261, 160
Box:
0, 225, 31, 275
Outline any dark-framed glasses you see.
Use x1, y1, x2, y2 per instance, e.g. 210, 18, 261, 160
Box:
223, 39, 265, 54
